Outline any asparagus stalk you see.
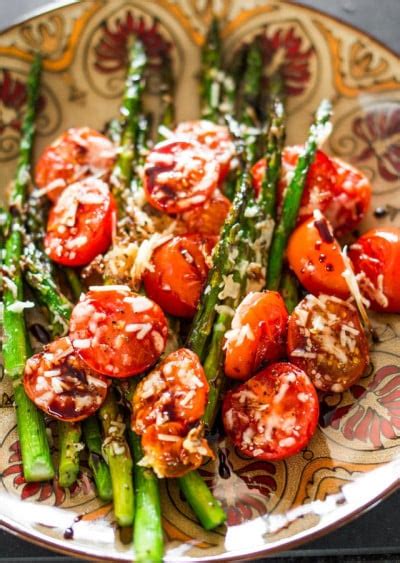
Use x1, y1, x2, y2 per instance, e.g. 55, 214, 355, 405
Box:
57, 422, 82, 488
280, 269, 299, 313
82, 417, 113, 501
110, 39, 147, 212
200, 18, 234, 123
178, 471, 225, 531
2, 54, 54, 481
266, 99, 332, 290
129, 430, 163, 563
99, 390, 134, 527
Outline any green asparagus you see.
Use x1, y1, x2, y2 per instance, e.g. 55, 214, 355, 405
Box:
2, 54, 54, 481
266, 99, 332, 290
82, 417, 113, 501
99, 390, 134, 527
129, 430, 164, 563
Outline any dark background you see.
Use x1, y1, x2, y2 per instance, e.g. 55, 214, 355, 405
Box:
1, 0, 399, 561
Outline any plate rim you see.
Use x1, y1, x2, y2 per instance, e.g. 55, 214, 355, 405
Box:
0, 0, 399, 560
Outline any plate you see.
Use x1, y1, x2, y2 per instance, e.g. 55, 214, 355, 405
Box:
0, 1, 399, 561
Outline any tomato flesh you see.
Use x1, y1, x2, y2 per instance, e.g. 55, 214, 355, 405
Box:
35, 127, 116, 201
143, 234, 216, 318
222, 362, 319, 460
287, 294, 369, 392
287, 212, 350, 298
24, 337, 109, 422
326, 157, 371, 238
251, 147, 371, 236
180, 189, 231, 236
45, 177, 115, 267
144, 139, 220, 214
133, 348, 209, 433
174, 120, 235, 183
224, 291, 288, 380
69, 288, 168, 378
349, 227, 400, 313
132, 348, 212, 478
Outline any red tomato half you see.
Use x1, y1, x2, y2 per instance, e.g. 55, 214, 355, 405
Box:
140, 422, 213, 478
180, 189, 231, 236
326, 157, 371, 238
143, 234, 216, 318
224, 291, 288, 380
287, 212, 350, 299
251, 147, 371, 236
349, 227, 400, 313
24, 337, 109, 422
287, 294, 369, 392
132, 348, 212, 478
144, 139, 220, 214
222, 362, 319, 461
45, 177, 115, 267
133, 348, 209, 434
174, 120, 235, 182
69, 288, 168, 378
35, 127, 116, 201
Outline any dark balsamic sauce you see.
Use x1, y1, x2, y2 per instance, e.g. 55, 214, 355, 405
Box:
374, 206, 388, 218
63, 514, 83, 540
314, 218, 334, 244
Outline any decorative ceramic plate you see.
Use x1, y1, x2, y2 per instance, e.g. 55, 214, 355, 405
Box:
1, 1, 399, 561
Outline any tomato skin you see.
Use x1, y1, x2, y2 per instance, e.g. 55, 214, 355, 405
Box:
326, 157, 371, 238
45, 177, 115, 267
224, 291, 288, 381
287, 294, 369, 392
349, 227, 400, 313
140, 422, 213, 478
35, 127, 116, 201
287, 213, 350, 299
251, 147, 371, 236
174, 120, 235, 183
69, 288, 168, 378
133, 348, 209, 433
143, 234, 216, 318
252, 147, 336, 209
144, 139, 220, 214
180, 189, 231, 236
132, 348, 212, 478
24, 337, 109, 422
222, 362, 319, 461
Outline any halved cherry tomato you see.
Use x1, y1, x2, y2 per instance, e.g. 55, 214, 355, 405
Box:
142, 234, 216, 318
132, 348, 212, 478
222, 362, 319, 461
144, 139, 220, 214
180, 189, 231, 236
287, 212, 350, 298
45, 177, 115, 267
224, 291, 288, 380
326, 157, 371, 238
251, 147, 371, 236
174, 120, 235, 182
35, 127, 116, 201
69, 288, 168, 378
287, 294, 369, 392
24, 337, 109, 422
140, 422, 213, 478
349, 227, 400, 313
133, 348, 209, 433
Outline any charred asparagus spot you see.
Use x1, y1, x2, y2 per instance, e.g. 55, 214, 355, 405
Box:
2, 53, 54, 481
